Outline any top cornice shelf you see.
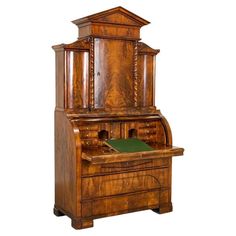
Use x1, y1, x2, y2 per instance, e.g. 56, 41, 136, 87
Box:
72, 6, 150, 39
72, 6, 150, 27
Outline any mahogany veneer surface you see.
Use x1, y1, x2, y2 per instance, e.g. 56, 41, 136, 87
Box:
53, 6, 184, 230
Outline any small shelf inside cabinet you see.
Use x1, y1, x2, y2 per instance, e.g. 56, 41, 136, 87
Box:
82, 144, 184, 165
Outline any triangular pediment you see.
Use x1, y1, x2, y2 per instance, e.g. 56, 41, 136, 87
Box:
72, 6, 149, 27
138, 42, 160, 55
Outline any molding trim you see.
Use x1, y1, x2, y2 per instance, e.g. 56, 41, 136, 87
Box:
89, 37, 95, 109
134, 41, 138, 107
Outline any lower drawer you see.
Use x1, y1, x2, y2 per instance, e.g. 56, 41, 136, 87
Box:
82, 190, 160, 218
82, 168, 168, 199
82, 158, 169, 176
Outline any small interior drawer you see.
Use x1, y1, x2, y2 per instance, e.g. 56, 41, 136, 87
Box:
139, 134, 157, 141
80, 131, 98, 138
138, 128, 156, 135
79, 125, 99, 131
81, 139, 98, 146
138, 122, 157, 129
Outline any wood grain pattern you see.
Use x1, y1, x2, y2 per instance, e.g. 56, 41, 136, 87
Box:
94, 38, 134, 108
76, 119, 167, 147
82, 158, 169, 176
72, 6, 150, 27
66, 50, 89, 109
54, 50, 65, 108
82, 168, 168, 199
83, 190, 160, 217
54, 111, 78, 216
53, 7, 184, 230
72, 6, 149, 40
137, 54, 154, 106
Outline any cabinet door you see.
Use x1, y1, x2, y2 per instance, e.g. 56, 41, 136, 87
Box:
94, 38, 134, 109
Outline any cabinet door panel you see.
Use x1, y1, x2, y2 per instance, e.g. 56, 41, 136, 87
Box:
94, 39, 134, 108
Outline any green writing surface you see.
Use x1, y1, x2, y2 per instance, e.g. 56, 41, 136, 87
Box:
104, 138, 154, 153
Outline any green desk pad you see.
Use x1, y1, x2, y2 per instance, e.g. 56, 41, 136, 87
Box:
104, 138, 154, 153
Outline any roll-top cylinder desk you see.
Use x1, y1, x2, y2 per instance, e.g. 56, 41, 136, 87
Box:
53, 6, 184, 229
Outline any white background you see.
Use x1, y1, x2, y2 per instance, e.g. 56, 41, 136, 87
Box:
0, 0, 236, 235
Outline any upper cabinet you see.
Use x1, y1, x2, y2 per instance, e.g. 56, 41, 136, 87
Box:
53, 7, 159, 113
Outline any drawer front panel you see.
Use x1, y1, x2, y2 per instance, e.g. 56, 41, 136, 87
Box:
80, 130, 98, 139
139, 134, 157, 142
79, 124, 99, 148
79, 125, 99, 131
82, 190, 160, 217
138, 128, 157, 135
81, 139, 98, 147
138, 121, 157, 129
82, 158, 169, 176
138, 121, 157, 143
82, 168, 168, 199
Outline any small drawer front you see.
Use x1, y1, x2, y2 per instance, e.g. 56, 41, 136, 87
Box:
82, 168, 168, 199
82, 190, 160, 217
81, 139, 98, 147
138, 122, 157, 129
79, 125, 99, 131
82, 158, 169, 176
80, 131, 98, 139
138, 128, 156, 135
138, 122, 157, 143
139, 134, 157, 142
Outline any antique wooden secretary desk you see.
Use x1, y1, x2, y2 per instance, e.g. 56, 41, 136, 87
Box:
53, 7, 184, 229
